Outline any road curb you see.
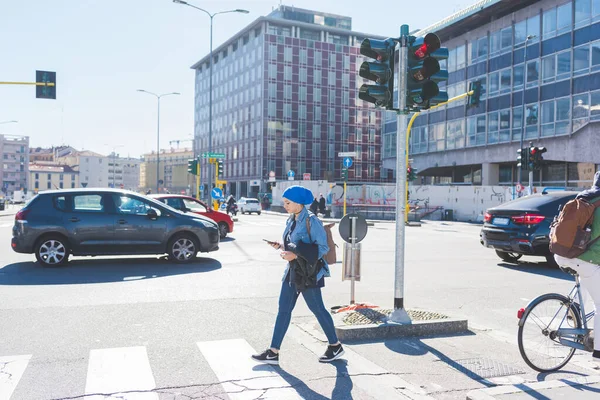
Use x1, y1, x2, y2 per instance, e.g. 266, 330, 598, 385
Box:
465, 374, 600, 399
332, 311, 469, 341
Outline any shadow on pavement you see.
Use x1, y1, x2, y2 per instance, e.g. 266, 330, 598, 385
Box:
0, 256, 221, 286
221, 237, 236, 242
497, 261, 573, 281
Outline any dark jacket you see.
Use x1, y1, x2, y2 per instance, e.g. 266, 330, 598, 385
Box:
310, 199, 318, 214
318, 197, 326, 213
288, 240, 321, 292
577, 171, 600, 201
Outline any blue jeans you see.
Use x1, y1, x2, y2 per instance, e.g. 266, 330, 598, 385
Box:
270, 280, 339, 350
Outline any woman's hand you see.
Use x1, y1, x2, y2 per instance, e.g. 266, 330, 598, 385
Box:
279, 251, 297, 261
270, 242, 282, 250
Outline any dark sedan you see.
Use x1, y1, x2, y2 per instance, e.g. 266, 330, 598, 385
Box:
11, 189, 220, 266
480, 190, 577, 265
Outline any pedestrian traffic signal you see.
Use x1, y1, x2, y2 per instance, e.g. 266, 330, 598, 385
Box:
341, 168, 348, 182
187, 159, 198, 175
468, 80, 482, 107
406, 33, 448, 110
358, 38, 396, 109
407, 166, 417, 181
217, 159, 224, 179
517, 148, 528, 170
36, 70, 56, 100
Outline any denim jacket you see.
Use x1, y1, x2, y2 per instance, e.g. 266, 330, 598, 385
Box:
282, 208, 330, 282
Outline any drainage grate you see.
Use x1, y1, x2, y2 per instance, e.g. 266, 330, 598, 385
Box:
342, 309, 450, 325
447, 358, 526, 379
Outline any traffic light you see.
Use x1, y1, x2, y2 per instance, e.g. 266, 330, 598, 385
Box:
407, 166, 417, 181
406, 33, 449, 110
341, 168, 348, 182
217, 159, 224, 179
36, 70, 56, 100
517, 148, 528, 170
528, 146, 537, 170
529, 146, 547, 170
187, 159, 198, 175
358, 38, 396, 109
468, 80, 482, 107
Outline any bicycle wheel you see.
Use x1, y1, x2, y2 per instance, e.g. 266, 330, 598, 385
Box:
518, 293, 582, 372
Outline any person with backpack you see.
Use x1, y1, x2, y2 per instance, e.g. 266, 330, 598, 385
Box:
252, 185, 344, 365
553, 171, 600, 362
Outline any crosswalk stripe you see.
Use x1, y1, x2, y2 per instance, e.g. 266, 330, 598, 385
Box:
0, 355, 31, 400
0, 223, 12, 228
197, 339, 303, 400
84, 347, 157, 400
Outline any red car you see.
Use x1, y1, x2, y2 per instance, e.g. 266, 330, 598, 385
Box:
151, 195, 234, 239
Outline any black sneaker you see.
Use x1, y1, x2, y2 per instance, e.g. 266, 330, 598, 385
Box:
251, 349, 279, 365
593, 350, 600, 362
319, 344, 345, 363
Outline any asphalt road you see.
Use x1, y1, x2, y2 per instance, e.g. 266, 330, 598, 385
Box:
0, 212, 598, 399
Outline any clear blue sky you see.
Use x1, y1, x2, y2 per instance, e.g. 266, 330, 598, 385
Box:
0, 0, 473, 158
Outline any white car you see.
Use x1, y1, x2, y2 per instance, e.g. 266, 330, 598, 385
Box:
238, 198, 261, 215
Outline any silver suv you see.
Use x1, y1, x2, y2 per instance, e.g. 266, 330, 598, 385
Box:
11, 189, 219, 266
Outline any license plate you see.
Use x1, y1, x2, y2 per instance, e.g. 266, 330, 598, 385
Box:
493, 217, 510, 226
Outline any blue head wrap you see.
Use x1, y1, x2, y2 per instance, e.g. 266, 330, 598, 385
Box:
282, 185, 314, 205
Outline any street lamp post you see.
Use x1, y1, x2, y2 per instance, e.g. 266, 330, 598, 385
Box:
518, 35, 537, 192
137, 90, 180, 193
173, 0, 249, 193
0, 120, 18, 125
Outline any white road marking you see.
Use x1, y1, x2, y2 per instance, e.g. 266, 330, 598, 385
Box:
85, 346, 158, 400
0, 223, 13, 228
0, 354, 31, 400
197, 338, 302, 399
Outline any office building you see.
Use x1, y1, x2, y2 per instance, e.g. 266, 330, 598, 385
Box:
142, 148, 195, 194
29, 163, 79, 192
383, 0, 600, 188
192, 6, 392, 198
1, 135, 29, 196
107, 153, 141, 191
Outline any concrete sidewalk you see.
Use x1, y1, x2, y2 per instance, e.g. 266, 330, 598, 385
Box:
467, 374, 600, 399
0, 204, 21, 217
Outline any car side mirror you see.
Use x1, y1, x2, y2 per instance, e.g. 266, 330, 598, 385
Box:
147, 209, 158, 220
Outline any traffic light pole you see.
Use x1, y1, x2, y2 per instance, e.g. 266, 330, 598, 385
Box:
196, 158, 201, 199
390, 25, 411, 324
528, 171, 534, 195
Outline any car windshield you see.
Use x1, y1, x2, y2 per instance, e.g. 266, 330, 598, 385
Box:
246, 199, 259, 204
144, 195, 181, 214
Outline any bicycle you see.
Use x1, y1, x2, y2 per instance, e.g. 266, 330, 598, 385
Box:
517, 265, 595, 372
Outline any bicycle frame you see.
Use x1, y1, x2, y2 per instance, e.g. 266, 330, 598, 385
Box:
555, 275, 595, 351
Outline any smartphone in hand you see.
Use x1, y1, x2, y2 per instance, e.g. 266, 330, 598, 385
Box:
263, 239, 276, 245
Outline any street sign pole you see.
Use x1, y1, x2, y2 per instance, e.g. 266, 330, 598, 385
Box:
350, 215, 357, 305
343, 181, 347, 215
196, 157, 200, 199
528, 170, 534, 195
390, 25, 412, 324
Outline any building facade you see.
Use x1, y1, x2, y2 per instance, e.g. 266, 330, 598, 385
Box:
29, 163, 79, 192
142, 148, 195, 194
107, 153, 141, 191
192, 6, 392, 198
0, 135, 29, 196
57, 150, 109, 188
383, 0, 600, 188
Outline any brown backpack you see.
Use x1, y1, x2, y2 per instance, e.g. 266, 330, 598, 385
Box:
549, 198, 600, 258
306, 217, 337, 264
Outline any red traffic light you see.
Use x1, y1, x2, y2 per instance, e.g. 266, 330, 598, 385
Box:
413, 33, 441, 60
530, 147, 537, 155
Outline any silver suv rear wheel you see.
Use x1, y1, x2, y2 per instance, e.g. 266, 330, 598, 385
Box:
35, 237, 70, 266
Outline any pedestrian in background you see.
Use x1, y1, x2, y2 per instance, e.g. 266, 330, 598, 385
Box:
252, 185, 344, 365
310, 198, 319, 214
554, 171, 600, 362
318, 193, 326, 215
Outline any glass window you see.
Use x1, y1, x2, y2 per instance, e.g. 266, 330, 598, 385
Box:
557, 50, 572, 79
284, 47, 292, 62
314, 69, 321, 85
594, 0, 600, 21
313, 124, 321, 139
299, 67, 307, 83
269, 44, 277, 60
284, 103, 292, 118
183, 198, 208, 213
314, 51, 321, 66
500, 69, 511, 92
513, 65, 524, 88
284, 84, 292, 100
456, 45, 466, 69
556, 97, 571, 120
490, 31, 501, 55
541, 100, 555, 124
515, 20, 527, 46
512, 106, 524, 141
558, 2, 573, 34
328, 108, 335, 122
574, 45, 590, 73
526, 104, 539, 125
499, 109, 511, 142
488, 111, 499, 144
300, 49, 307, 64
488, 72, 499, 94
501, 27, 512, 49
527, 15, 540, 42
592, 41, 600, 69
477, 36, 488, 58
575, 0, 592, 27
543, 7, 557, 38
299, 86, 307, 102
573, 93, 590, 120
591, 90, 600, 120
542, 55, 556, 82
73, 194, 104, 212
526, 60, 539, 86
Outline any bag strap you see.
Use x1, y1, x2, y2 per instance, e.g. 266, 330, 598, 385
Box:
306, 215, 312, 242
588, 235, 600, 248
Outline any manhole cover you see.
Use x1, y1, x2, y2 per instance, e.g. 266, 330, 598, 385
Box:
448, 358, 525, 379
342, 309, 450, 325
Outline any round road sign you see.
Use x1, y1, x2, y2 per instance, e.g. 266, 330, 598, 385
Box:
339, 213, 368, 244
515, 183, 524, 193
